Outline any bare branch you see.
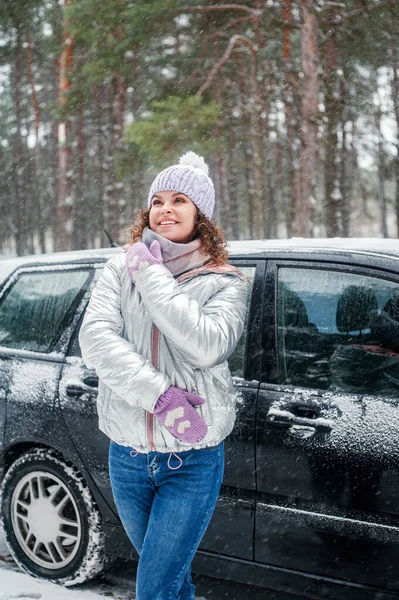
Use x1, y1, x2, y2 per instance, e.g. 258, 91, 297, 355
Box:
217, 14, 252, 31
185, 16, 252, 87
176, 4, 255, 16
197, 34, 256, 96
177, 3, 300, 30
340, 0, 398, 21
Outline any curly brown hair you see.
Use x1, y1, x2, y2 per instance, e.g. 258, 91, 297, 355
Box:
124, 208, 229, 265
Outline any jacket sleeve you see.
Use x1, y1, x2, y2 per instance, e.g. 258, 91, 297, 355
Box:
79, 257, 171, 412
135, 264, 250, 369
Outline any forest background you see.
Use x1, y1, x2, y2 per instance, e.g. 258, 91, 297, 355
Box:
1, 0, 399, 256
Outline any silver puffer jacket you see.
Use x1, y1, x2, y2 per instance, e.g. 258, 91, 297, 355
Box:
79, 253, 250, 453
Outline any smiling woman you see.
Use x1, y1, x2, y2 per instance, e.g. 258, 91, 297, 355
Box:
125, 154, 229, 266
149, 190, 197, 244
79, 151, 251, 600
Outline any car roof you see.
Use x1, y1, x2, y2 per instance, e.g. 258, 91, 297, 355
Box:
0, 247, 121, 285
0, 238, 398, 284
228, 237, 399, 257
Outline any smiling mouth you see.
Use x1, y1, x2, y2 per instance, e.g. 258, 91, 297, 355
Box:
159, 221, 178, 226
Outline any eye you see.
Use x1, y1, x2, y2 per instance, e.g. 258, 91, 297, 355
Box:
175, 197, 186, 203
152, 199, 162, 206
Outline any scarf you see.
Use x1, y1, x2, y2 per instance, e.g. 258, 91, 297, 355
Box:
142, 228, 211, 277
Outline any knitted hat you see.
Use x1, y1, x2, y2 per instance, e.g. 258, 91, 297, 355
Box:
147, 151, 215, 219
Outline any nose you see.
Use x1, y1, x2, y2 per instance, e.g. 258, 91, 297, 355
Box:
160, 202, 173, 213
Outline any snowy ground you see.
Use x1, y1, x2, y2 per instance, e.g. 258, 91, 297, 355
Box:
0, 526, 304, 600
0, 529, 135, 600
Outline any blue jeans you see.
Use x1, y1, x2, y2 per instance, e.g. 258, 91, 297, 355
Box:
108, 441, 224, 600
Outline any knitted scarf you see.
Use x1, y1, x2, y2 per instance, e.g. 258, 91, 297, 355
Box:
142, 227, 211, 277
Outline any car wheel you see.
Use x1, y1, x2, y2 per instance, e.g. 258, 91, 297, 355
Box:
0, 448, 105, 586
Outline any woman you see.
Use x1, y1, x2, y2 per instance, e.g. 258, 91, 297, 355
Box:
79, 152, 250, 600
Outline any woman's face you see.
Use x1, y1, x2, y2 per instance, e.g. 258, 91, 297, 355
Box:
149, 190, 197, 243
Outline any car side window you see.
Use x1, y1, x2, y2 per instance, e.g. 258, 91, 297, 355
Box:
0, 269, 91, 353
228, 266, 256, 379
277, 267, 399, 397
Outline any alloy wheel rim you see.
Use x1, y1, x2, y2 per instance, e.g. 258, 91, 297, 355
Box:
11, 470, 82, 570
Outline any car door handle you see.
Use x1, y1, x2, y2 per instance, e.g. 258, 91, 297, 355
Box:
83, 375, 98, 388
66, 383, 96, 397
267, 407, 333, 431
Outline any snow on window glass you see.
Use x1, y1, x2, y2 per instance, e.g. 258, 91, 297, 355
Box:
277, 268, 399, 398
0, 270, 90, 353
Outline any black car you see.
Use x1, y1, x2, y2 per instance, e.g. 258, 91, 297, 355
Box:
1, 238, 399, 599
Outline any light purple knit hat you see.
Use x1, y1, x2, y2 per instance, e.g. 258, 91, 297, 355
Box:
147, 151, 215, 220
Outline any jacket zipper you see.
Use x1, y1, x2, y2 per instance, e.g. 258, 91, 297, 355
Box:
147, 324, 159, 451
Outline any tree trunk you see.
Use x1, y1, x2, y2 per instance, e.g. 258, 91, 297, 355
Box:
252, 1, 266, 238
13, 23, 24, 256
25, 24, 45, 253
94, 84, 106, 247
340, 83, 357, 238
281, 0, 297, 237
249, 55, 266, 238
376, 109, 388, 238
56, 0, 74, 252
391, 37, 399, 237
102, 84, 115, 244
238, 55, 256, 238
274, 135, 284, 238
25, 25, 40, 148
225, 94, 240, 239
259, 71, 273, 238
215, 151, 231, 236
215, 77, 231, 237
25, 156, 36, 254
49, 57, 60, 251
228, 160, 240, 239
265, 111, 277, 238
108, 77, 127, 244
340, 113, 349, 237
293, 0, 320, 237
324, 27, 342, 236
74, 103, 87, 249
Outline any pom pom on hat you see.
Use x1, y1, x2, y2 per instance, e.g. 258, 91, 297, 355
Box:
179, 151, 209, 175
147, 151, 215, 219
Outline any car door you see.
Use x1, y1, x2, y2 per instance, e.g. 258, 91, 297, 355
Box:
0, 266, 93, 451
57, 266, 121, 523
255, 260, 399, 593
199, 261, 261, 560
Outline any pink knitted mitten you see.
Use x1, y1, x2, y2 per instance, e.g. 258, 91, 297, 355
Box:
125, 241, 163, 283
154, 386, 208, 444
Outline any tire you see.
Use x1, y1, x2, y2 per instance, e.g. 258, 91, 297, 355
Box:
0, 448, 105, 586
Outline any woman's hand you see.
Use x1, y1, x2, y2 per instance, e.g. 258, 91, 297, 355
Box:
154, 386, 208, 443
125, 241, 163, 283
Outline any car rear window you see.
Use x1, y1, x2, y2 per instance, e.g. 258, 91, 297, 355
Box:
0, 269, 91, 353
